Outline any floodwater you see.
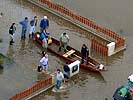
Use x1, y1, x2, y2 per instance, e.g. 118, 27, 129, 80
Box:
0, 0, 133, 100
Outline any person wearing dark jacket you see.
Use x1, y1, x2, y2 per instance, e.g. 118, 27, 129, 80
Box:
40, 16, 49, 32
86, 48, 89, 64
29, 16, 37, 38
63, 62, 70, 82
9, 23, 16, 45
81, 44, 89, 64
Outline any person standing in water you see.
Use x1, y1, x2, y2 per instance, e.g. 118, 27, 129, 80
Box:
29, 16, 38, 38
40, 52, 49, 73
63, 62, 70, 82
55, 69, 64, 89
9, 23, 16, 45
19, 17, 28, 39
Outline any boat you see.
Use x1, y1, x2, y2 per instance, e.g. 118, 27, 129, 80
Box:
34, 32, 107, 72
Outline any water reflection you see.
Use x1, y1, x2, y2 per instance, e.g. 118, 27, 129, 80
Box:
31, 86, 66, 100
6, 45, 15, 59
20, 40, 26, 50
91, 50, 124, 66
27, 39, 34, 49
18, 40, 26, 56
0, 53, 4, 65
80, 69, 105, 83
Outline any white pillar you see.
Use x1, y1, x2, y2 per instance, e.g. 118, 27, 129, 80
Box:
107, 42, 115, 56
50, 74, 56, 84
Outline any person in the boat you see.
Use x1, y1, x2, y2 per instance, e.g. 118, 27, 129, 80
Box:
59, 32, 69, 52
40, 16, 49, 32
55, 69, 64, 89
97, 64, 104, 70
85, 48, 89, 64
29, 16, 38, 38
40, 30, 49, 49
63, 62, 70, 82
81, 44, 89, 64
40, 52, 49, 73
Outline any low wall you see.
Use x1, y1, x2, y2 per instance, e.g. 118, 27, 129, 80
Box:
9, 76, 53, 100
27, 0, 126, 56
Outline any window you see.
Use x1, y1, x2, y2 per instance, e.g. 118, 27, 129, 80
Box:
72, 65, 78, 73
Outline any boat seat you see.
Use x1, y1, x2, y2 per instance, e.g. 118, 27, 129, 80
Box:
63, 49, 75, 57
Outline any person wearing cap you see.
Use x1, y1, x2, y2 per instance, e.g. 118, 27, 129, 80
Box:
55, 69, 64, 89
40, 52, 49, 72
59, 33, 69, 52
19, 17, 28, 39
29, 16, 38, 38
40, 16, 49, 32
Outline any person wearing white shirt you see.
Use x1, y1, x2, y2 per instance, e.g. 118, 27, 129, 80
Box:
40, 53, 48, 72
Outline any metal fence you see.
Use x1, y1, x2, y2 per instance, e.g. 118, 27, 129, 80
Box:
9, 76, 52, 100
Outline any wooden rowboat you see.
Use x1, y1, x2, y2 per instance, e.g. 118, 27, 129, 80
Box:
34, 32, 107, 72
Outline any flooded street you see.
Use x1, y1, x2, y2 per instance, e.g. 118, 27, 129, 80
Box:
0, 0, 133, 100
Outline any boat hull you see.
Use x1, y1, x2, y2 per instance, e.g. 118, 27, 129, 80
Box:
34, 32, 107, 72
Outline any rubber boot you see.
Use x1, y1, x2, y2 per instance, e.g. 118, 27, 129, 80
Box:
32, 33, 34, 38
29, 34, 31, 38
32, 33, 35, 40
24, 34, 26, 39
10, 41, 13, 45
11, 39, 14, 43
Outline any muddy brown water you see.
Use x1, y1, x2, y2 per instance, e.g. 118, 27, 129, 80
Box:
0, 0, 133, 100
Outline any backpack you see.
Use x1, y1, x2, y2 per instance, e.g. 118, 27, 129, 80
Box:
37, 65, 43, 72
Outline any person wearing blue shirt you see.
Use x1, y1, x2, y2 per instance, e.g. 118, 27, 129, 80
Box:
19, 17, 28, 39
40, 30, 49, 49
63, 62, 70, 82
40, 16, 49, 32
